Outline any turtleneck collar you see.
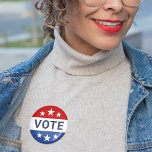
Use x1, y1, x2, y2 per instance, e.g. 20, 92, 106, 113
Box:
50, 25, 126, 76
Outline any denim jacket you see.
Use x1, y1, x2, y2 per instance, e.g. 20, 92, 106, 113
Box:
0, 39, 152, 152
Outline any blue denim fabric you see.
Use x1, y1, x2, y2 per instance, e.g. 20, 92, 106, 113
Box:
0, 39, 152, 152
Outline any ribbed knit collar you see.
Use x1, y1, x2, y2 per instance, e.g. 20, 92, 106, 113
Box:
50, 25, 126, 76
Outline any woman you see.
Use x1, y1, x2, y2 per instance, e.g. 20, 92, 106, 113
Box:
0, 0, 152, 151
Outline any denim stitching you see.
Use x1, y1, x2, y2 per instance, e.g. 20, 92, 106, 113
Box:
0, 140, 20, 149
127, 142, 152, 150
0, 137, 20, 145
128, 141, 152, 146
144, 52, 152, 64
131, 52, 152, 85
0, 137, 21, 148
140, 106, 151, 140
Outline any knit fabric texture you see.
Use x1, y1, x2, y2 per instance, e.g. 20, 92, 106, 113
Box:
13, 25, 132, 152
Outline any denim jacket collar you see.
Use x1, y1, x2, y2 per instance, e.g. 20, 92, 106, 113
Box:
122, 40, 152, 87
121, 41, 152, 150
2, 40, 152, 88
1, 39, 152, 151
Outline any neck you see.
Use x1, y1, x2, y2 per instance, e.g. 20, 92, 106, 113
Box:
50, 26, 126, 76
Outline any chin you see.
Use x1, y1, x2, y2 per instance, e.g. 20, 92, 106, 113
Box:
95, 41, 121, 50
91, 35, 123, 50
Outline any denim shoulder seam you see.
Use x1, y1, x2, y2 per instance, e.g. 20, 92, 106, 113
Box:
143, 52, 152, 64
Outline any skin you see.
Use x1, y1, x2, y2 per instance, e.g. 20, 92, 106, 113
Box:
63, 0, 139, 56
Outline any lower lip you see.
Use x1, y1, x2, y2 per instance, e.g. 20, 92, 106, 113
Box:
93, 20, 124, 33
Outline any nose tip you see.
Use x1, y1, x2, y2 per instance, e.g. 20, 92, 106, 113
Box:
103, 0, 123, 13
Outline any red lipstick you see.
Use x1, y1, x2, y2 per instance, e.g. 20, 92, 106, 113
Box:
93, 19, 124, 33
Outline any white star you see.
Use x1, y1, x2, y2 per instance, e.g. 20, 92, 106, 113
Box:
37, 133, 42, 138
48, 109, 55, 116
40, 111, 45, 116
56, 113, 61, 117
53, 134, 58, 139
44, 134, 51, 141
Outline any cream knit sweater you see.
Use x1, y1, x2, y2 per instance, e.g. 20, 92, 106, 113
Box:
13, 25, 132, 152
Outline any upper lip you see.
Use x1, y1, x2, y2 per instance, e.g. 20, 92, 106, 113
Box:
93, 19, 124, 23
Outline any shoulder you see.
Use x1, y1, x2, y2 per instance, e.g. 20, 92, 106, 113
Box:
122, 40, 152, 87
133, 50, 152, 87
0, 40, 55, 81
122, 40, 152, 65
143, 51, 152, 63
0, 61, 26, 83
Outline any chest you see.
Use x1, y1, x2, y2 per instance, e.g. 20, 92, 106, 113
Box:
13, 67, 132, 152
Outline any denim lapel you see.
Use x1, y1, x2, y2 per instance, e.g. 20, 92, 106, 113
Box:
122, 40, 152, 87
124, 77, 149, 150
122, 40, 152, 149
10, 40, 55, 76
1, 39, 152, 147
0, 40, 55, 123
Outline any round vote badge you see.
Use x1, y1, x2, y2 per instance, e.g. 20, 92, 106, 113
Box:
30, 105, 68, 144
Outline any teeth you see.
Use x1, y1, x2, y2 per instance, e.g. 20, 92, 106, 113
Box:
95, 20, 121, 26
